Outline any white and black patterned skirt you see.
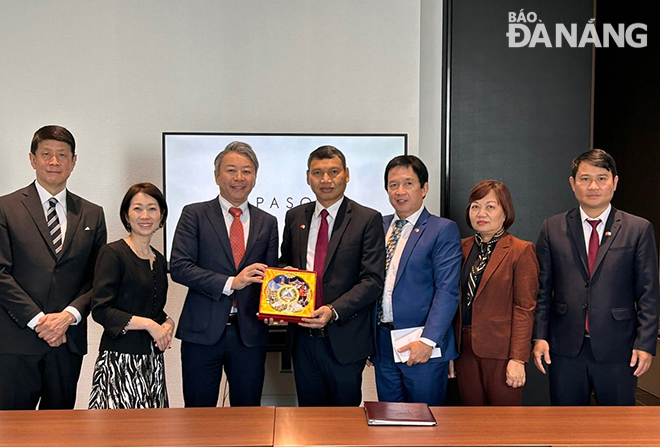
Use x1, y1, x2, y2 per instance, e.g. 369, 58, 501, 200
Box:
89, 347, 169, 409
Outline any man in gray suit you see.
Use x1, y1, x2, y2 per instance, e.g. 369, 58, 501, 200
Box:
0, 125, 107, 410
533, 149, 659, 405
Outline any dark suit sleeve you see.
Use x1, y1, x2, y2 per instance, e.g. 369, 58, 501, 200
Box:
170, 205, 230, 300
533, 219, 552, 341
91, 245, 132, 338
0, 198, 43, 326
509, 242, 539, 361
332, 212, 385, 323
278, 209, 294, 268
69, 206, 107, 317
632, 221, 659, 355
421, 221, 462, 345
266, 215, 279, 268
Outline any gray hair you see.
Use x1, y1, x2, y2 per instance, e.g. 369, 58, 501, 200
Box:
214, 141, 259, 175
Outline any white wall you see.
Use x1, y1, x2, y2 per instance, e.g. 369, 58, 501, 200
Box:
0, 0, 431, 408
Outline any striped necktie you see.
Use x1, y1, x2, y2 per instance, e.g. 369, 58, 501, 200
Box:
378, 219, 406, 322
47, 198, 63, 254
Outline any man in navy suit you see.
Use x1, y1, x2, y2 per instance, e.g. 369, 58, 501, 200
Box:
371, 155, 461, 406
171, 141, 278, 407
279, 145, 385, 406
0, 125, 107, 409
533, 149, 659, 405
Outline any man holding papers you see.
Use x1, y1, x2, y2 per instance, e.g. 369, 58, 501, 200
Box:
372, 155, 462, 405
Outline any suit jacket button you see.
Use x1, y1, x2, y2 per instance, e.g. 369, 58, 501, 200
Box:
584, 281, 589, 287
582, 303, 588, 309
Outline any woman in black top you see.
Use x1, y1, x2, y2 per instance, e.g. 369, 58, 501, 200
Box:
89, 183, 174, 409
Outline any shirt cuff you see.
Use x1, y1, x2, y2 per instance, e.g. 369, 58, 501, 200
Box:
64, 306, 82, 325
27, 312, 46, 330
223, 277, 235, 295
419, 337, 436, 348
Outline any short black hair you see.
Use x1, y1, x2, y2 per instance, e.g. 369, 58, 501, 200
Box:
383, 155, 429, 190
307, 145, 346, 169
31, 125, 76, 156
571, 149, 618, 178
119, 183, 168, 232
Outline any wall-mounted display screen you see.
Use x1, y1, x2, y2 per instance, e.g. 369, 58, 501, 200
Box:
163, 133, 407, 262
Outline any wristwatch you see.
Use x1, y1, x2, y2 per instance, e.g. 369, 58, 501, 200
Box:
326, 304, 337, 324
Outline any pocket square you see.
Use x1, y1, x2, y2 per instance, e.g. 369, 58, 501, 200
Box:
84, 227, 91, 231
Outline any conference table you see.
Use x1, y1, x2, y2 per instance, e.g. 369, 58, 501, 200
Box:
1, 405, 659, 446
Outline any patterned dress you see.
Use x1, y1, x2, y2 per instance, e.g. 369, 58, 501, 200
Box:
88, 240, 169, 409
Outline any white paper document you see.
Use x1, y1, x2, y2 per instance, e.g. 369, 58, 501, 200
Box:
390, 326, 442, 363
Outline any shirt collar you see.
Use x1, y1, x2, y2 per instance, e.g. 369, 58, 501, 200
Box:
34, 181, 67, 210
579, 204, 611, 225
394, 205, 424, 228
218, 195, 249, 216
314, 196, 344, 221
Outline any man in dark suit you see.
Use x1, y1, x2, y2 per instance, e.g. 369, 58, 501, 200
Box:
533, 149, 659, 405
0, 125, 107, 410
279, 145, 385, 406
171, 141, 278, 407
372, 155, 461, 406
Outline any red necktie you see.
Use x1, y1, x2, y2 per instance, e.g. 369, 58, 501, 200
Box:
313, 209, 329, 308
586, 219, 601, 332
229, 207, 245, 268
229, 207, 245, 309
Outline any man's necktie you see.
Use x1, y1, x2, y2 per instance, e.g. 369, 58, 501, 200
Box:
313, 209, 329, 308
586, 219, 601, 333
229, 207, 245, 309
378, 219, 406, 322
47, 198, 62, 254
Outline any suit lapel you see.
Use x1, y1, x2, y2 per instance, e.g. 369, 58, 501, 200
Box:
297, 204, 314, 269
566, 209, 589, 278
394, 208, 429, 286
325, 198, 351, 273
243, 204, 264, 269
204, 199, 235, 269
592, 207, 621, 276
21, 183, 57, 260
474, 233, 511, 300
59, 191, 81, 260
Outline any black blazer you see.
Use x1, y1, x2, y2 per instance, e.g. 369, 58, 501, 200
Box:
534, 207, 659, 362
171, 198, 278, 347
279, 197, 385, 364
91, 240, 169, 355
0, 182, 107, 356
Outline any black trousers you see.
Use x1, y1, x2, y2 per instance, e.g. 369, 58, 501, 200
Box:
293, 330, 366, 407
0, 346, 83, 410
549, 337, 637, 406
181, 324, 267, 407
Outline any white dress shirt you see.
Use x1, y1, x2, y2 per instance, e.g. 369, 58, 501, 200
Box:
27, 182, 81, 329
381, 205, 435, 348
305, 197, 344, 271
579, 204, 612, 254
305, 197, 344, 321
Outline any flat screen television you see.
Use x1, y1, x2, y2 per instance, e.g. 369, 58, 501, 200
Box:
163, 133, 407, 263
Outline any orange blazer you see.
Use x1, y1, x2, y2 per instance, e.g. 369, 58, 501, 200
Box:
455, 233, 539, 362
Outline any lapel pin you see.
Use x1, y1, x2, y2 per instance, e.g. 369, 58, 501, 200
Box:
414, 228, 420, 233
300, 224, 306, 229
604, 231, 611, 237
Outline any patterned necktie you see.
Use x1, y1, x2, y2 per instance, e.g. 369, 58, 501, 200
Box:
313, 209, 329, 308
47, 198, 62, 254
385, 220, 406, 272
586, 219, 601, 332
229, 207, 245, 268
466, 228, 505, 308
378, 219, 406, 322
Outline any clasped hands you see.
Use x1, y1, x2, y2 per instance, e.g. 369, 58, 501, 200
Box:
35, 311, 76, 347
